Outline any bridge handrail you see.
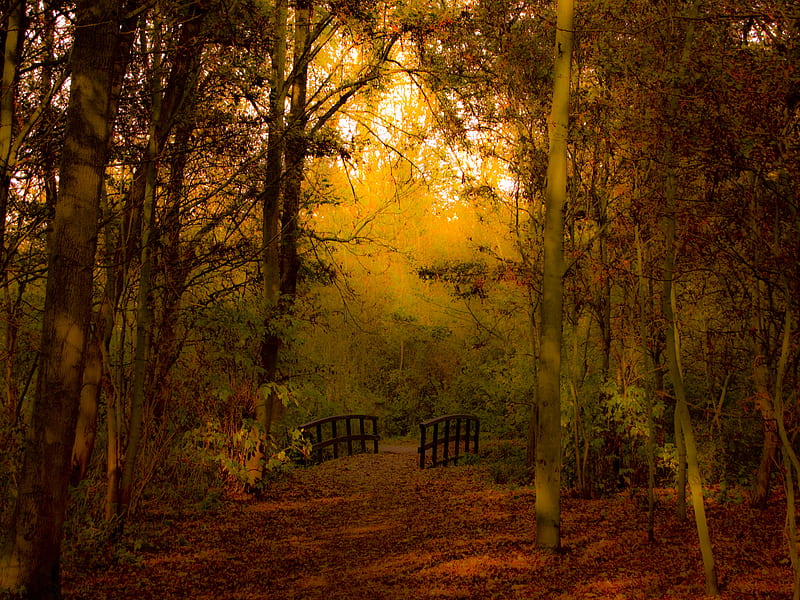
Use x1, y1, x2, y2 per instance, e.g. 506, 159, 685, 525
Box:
298, 414, 379, 463
419, 414, 480, 469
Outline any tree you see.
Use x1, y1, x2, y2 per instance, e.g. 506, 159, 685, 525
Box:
659, 1, 718, 593
250, 0, 400, 484
0, 0, 136, 596
535, 0, 573, 551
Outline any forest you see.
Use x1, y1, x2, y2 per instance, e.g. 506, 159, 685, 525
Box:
0, 0, 798, 598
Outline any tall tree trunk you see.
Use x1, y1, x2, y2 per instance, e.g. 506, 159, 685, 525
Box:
68, 0, 140, 486
251, 0, 289, 487
149, 104, 198, 417
119, 22, 163, 520
535, 0, 573, 551
70, 10, 204, 493
0, 0, 24, 419
0, 1, 128, 596
100, 191, 122, 520
674, 393, 687, 520
663, 192, 719, 594
281, 0, 311, 305
0, 0, 24, 254
114, 8, 207, 507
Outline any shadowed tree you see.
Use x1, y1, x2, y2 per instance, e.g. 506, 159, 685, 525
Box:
0, 0, 137, 596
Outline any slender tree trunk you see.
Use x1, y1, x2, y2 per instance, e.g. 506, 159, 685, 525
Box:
250, 0, 289, 487
662, 134, 719, 598
150, 107, 198, 415
0, 0, 24, 264
751, 278, 778, 507
660, 12, 717, 592
68, 0, 139, 486
0, 0, 25, 419
281, 0, 311, 301
785, 450, 800, 600
674, 390, 687, 520
635, 227, 657, 542
119, 24, 163, 520
662, 213, 718, 593
535, 0, 573, 551
658, 3, 718, 592
0, 1, 127, 596
568, 316, 589, 497
767, 301, 800, 599
101, 209, 122, 520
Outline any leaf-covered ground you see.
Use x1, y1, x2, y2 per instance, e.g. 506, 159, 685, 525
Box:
62, 445, 792, 599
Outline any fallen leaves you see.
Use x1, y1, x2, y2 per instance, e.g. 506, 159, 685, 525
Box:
61, 446, 793, 599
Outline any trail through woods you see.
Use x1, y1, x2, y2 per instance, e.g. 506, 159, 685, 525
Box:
63, 443, 791, 599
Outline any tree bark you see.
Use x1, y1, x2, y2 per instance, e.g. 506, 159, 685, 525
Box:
0, 1, 128, 596
0, 0, 26, 419
251, 0, 289, 486
280, 0, 312, 305
535, 0, 573, 551
68, 0, 140, 486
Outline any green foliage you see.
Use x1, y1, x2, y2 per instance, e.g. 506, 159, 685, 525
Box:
697, 413, 763, 490
480, 438, 531, 486
61, 481, 117, 571
0, 419, 23, 532
457, 451, 481, 466
598, 380, 664, 439
182, 421, 311, 490
61, 479, 150, 570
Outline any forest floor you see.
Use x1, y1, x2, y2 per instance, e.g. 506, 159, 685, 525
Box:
62, 442, 792, 599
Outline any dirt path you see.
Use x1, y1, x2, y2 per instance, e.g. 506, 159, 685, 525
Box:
62, 446, 790, 599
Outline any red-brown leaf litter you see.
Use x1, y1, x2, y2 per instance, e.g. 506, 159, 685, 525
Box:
62, 444, 792, 599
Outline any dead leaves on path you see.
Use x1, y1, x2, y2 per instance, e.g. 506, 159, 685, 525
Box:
62, 449, 792, 599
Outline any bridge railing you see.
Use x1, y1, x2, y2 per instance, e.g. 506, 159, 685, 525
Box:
418, 414, 480, 469
298, 414, 379, 463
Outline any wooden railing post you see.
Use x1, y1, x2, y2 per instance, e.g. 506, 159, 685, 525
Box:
419, 423, 427, 469
432, 422, 439, 466
455, 417, 462, 461
346, 417, 353, 456
443, 419, 450, 464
